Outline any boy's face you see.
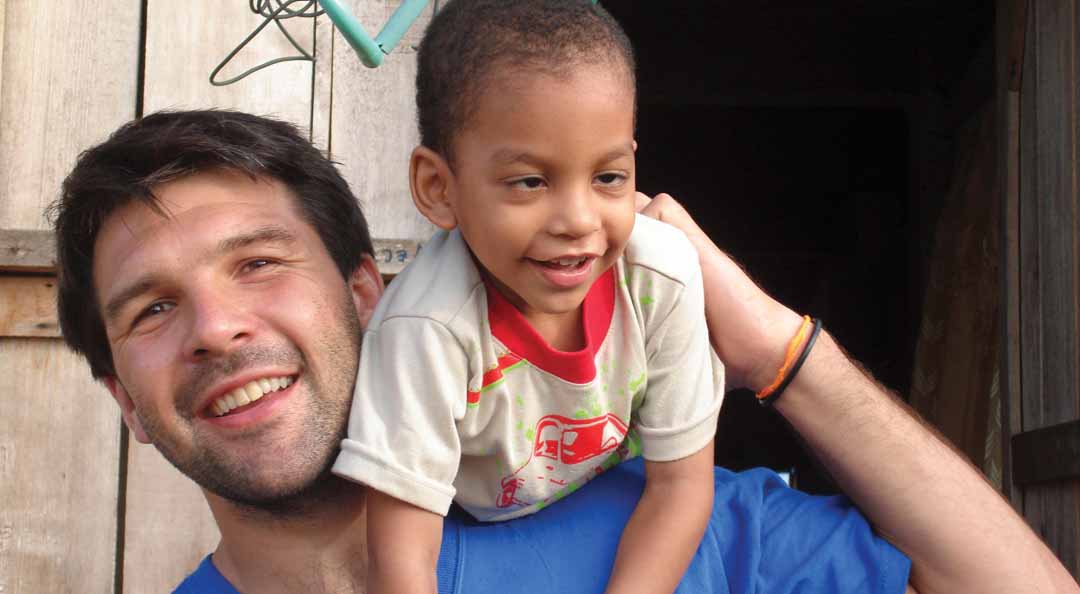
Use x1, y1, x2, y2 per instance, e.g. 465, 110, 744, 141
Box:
445, 63, 637, 324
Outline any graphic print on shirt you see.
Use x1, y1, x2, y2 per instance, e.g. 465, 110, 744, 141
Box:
466, 352, 525, 408
496, 413, 630, 509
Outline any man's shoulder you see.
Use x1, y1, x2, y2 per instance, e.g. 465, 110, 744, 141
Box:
172, 555, 239, 594
371, 229, 485, 329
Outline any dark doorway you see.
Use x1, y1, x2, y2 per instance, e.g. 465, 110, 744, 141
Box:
606, 1, 995, 493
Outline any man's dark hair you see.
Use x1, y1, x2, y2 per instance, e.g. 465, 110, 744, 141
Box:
416, 0, 636, 162
51, 109, 373, 379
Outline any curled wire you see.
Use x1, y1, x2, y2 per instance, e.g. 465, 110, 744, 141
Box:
210, 0, 325, 86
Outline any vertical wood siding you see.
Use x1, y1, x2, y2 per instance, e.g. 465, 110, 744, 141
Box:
327, 0, 436, 241
0, 1, 139, 593
0, 339, 122, 594
1018, 0, 1080, 575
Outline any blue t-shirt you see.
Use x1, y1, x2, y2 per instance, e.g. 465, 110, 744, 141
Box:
174, 458, 910, 593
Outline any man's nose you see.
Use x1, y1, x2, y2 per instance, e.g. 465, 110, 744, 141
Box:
548, 187, 601, 238
183, 288, 255, 360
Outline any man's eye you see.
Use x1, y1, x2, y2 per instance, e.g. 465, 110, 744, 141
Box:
509, 176, 546, 190
242, 258, 275, 272
133, 302, 175, 327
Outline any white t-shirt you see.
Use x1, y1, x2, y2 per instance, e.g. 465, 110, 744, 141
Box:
333, 214, 724, 521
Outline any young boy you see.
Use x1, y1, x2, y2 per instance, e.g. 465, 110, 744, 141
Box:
332, 1, 723, 592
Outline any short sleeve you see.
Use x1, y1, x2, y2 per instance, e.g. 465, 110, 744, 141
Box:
332, 316, 469, 515
634, 240, 725, 462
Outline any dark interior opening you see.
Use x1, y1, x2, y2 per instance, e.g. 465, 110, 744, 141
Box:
605, 1, 996, 493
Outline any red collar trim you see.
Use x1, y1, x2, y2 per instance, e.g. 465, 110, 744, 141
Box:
485, 268, 615, 384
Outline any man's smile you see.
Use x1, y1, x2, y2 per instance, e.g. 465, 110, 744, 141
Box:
207, 374, 296, 417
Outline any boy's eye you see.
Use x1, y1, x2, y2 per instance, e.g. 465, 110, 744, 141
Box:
595, 172, 626, 186
509, 176, 546, 190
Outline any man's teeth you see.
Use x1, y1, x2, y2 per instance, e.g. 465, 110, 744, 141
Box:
210, 376, 294, 417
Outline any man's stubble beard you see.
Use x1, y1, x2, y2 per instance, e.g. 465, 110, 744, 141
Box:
134, 284, 363, 518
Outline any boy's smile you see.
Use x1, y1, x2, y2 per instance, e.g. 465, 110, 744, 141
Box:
437, 63, 637, 348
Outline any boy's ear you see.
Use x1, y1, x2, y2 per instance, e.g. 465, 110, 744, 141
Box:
632, 140, 638, 152
410, 145, 458, 230
103, 376, 151, 444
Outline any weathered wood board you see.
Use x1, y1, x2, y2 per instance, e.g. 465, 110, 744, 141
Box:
0, 229, 55, 272
1018, 0, 1080, 575
0, 0, 141, 230
0, 1, 139, 592
327, 0, 436, 242
0, 275, 59, 337
143, 0, 316, 131
0, 338, 121, 594
121, 445, 220, 594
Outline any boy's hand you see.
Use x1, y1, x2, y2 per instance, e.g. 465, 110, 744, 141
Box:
366, 489, 442, 594
635, 192, 802, 392
604, 443, 715, 594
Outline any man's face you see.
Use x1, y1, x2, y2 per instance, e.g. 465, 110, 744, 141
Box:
445, 63, 637, 325
94, 170, 379, 507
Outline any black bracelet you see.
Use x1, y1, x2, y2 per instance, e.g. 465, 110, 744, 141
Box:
760, 318, 823, 407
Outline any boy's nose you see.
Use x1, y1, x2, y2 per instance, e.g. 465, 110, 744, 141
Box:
548, 189, 601, 238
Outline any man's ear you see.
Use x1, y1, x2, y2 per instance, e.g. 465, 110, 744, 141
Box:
102, 376, 151, 444
349, 254, 385, 329
632, 139, 638, 152
409, 145, 458, 230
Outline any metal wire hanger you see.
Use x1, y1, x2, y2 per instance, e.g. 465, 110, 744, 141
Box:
211, 0, 602, 83
210, 0, 323, 86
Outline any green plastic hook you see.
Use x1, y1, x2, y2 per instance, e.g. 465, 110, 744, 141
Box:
320, 0, 602, 69
318, 0, 430, 68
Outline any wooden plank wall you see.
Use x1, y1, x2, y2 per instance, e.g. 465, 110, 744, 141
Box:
328, 0, 436, 242
0, 2, 140, 593
0, 2, 433, 592
1017, 0, 1080, 576
997, 0, 1025, 510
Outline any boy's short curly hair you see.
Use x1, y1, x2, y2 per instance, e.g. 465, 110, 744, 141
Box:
416, 0, 635, 162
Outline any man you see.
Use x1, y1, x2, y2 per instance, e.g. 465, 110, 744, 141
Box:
52, 110, 1077, 594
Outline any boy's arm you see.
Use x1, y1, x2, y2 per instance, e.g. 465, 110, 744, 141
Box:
604, 443, 714, 594
366, 489, 443, 594
638, 192, 1080, 594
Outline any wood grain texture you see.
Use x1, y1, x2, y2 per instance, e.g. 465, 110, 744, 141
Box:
909, 105, 999, 472
142, 0, 315, 131
1018, 0, 1080, 575
0, 338, 121, 594
311, 10, 334, 151
996, 0, 1025, 508
1012, 419, 1080, 484
0, 229, 54, 272
0, 275, 59, 337
0, 0, 141, 231
1002, 89, 1023, 507
121, 444, 220, 594
327, 0, 436, 242
0, 229, 415, 276
0, 0, 6, 110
